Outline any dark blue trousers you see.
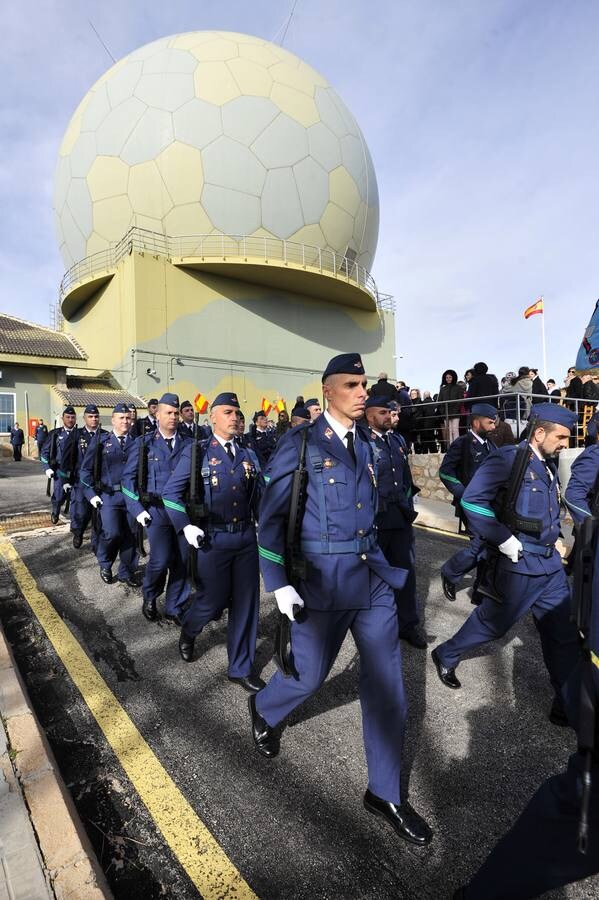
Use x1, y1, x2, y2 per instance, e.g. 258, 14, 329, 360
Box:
465, 752, 599, 898
441, 531, 485, 585
95, 495, 138, 579
377, 527, 420, 632
50, 477, 67, 518
182, 527, 259, 678
256, 575, 407, 804
143, 506, 190, 616
70, 483, 96, 548
436, 567, 580, 696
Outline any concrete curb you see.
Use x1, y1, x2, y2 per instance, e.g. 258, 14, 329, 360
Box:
0, 623, 113, 899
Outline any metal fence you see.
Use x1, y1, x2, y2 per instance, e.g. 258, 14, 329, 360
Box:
412, 392, 594, 446
58, 226, 390, 310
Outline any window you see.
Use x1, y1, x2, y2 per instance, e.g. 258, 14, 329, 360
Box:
0, 393, 15, 433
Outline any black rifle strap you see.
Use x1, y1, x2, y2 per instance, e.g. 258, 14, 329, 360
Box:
137, 436, 148, 500
93, 433, 103, 491
49, 429, 58, 467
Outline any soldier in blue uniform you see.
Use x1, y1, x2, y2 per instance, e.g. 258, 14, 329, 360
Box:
133, 399, 158, 437
251, 353, 432, 846
35, 420, 48, 457
455, 418, 599, 899
438, 403, 498, 603
364, 396, 427, 648
80, 403, 140, 586
178, 400, 211, 440
431, 404, 581, 727
163, 392, 264, 692
68, 404, 105, 549
305, 398, 322, 420
122, 393, 192, 623
41, 406, 77, 524
248, 410, 277, 466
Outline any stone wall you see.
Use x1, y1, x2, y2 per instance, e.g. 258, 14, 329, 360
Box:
409, 452, 453, 503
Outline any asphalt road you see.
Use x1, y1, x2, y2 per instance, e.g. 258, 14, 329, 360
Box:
0, 459, 596, 899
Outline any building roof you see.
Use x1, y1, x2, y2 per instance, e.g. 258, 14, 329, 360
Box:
53, 387, 146, 409
0, 313, 86, 360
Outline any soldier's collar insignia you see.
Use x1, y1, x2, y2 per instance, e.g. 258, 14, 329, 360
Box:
211, 440, 218, 447
324, 427, 334, 440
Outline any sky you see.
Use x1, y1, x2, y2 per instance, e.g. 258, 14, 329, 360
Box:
1, 0, 598, 394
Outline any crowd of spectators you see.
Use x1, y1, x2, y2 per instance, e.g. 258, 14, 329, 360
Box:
368, 362, 598, 453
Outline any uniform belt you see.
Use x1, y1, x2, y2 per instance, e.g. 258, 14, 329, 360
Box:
207, 520, 250, 534
301, 534, 376, 555
145, 494, 163, 506
520, 540, 555, 558
101, 483, 122, 494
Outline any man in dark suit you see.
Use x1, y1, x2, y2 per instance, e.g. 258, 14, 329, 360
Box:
10, 423, 24, 461
133, 399, 158, 437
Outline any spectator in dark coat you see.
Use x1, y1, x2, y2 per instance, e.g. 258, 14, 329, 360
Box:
369, 372, 397, 401
437, 369, 463, 446
466, 362, 499, 406
529, 368, 548, 397
546, 379, 561, 403
10, 423, 25, 461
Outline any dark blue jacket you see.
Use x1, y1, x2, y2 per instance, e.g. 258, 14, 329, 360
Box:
35, 424, 48, 445
10, 427, 24, 447
440, 432, 495, 516
461, 442, 563, 575
163, 435, 263, 533
257, 415, 407, 611
122, 429, 191, 517
564, 445, 599, 523
80, 432, 135, 502
368, 428, 418, 530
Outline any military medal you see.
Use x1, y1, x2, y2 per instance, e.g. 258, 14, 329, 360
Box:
323, 458, 334, 468
368, 462, 377, 487
242, 460, 252, 479
211, 475, 218, 487
209, 457, 221, 466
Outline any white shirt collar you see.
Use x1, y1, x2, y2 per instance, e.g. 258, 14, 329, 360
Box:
323, 410, 356, 444
158, 429, 176, 446
470, 429, 486, 444
213, 433, 236, 456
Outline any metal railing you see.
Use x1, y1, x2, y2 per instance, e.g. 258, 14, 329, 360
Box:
58, 226, 390, 309
407, 392, 594, 447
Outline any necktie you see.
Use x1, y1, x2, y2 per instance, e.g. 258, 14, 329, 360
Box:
225, 441, 234, 462
345, 431, 356, 465
165, 437, 173, 453
118, 435, 126, 451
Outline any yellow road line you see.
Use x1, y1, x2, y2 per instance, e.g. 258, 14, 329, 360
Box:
414, 523, 470, 541
0, 538, 257, 900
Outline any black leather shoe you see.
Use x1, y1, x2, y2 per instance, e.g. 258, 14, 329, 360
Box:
453, 889, 466, 899
442, 574, 457, 601
248, 693, 279, 758
549, 698, 571, 728
50, 512, 60, 525
178, 631, 195, 662
119, 572, 142, 588
142, 598, 157, 621
163, 614, 182, 626
228, 674, 266, 693
399, 627, 428, 649
363, 790, 433, 846
72, 531, 83, 549
431, 648, 461, 689
470, 591, 484, 606
100, 568, 113, 584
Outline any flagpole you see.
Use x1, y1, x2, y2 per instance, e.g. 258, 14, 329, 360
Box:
540, 295, 548, 382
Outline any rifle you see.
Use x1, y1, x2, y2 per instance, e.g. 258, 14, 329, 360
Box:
186, 437, 207, 590
570, 513, 598, 853
91, 433, 104, 539
136, 439, 149, 558
477, 416, 540, 603
274, 426, 309, 677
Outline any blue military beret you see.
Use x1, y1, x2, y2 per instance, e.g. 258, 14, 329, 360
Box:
305, 398, 320, 408
322, 353, 365, 382
364, 396, 392, 410
113, 402, 130, 414
291, 406, 311, 420
158, 392, 180, 408
212, 392, 240, 409
84, 404, 99, 414
470, 403, 498, 419
531, 403, 578, 429
253, 409, 267, 421
63, 406, 76, 415
180, 399, 193, 411
148, 398, 159, 406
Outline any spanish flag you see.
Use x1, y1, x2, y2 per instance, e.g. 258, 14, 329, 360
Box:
524, 297, 544, 319
261, 397, 272, 416
275, 398, 286, 413
193, 392, 209, 414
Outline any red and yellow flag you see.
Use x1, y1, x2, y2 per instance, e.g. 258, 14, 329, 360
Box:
274, 398, 286, 413
193, 392, 209, 414
524, 297, 544, 319
261, 397, 272, 416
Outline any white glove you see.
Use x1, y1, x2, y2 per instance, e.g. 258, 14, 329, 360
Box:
45, 468, 54, 478
90, 496, 103, 509
63, 483, 71, 493
183, 524, 205, 548
274, 585, 305, 621
136, 511, 152, 526
498, 535, 523, 563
